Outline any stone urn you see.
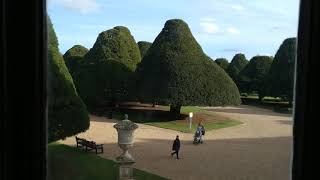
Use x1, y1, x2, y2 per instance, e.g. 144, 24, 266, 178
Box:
113, 114, 138, 180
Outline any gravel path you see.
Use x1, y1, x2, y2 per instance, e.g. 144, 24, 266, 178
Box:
60, 105, 293, 180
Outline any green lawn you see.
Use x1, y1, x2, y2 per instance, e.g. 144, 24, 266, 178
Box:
109, 105, 242, 133
145, 118, 242, 133
48, 143, 168, 180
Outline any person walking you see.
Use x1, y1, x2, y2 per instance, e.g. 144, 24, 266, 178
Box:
171, 135, 180, 159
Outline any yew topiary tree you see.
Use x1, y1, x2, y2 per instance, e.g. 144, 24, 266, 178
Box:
266, 37, 296, 105
47, 16, 89, 142
215, 58, 229, 71
137, 41, 152, 58
226, 53, 249, 85
78, 26, 141, 107
238, 56, 273, 100
63, 45, 88, 87
137, 19, 241, 117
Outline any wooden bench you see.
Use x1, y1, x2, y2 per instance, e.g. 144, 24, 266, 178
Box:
75, 136, 86, 148
75, 136, 104, 154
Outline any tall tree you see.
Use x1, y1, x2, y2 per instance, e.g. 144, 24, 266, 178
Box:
226, 53, 249, 87
215, 58, 229, 71
47, 16, 89, 142
63, 45, 88, 83
78, 26, 141, 108
267, 37, 296, 105
238, 55, 273, 100
138, 19, 241, 117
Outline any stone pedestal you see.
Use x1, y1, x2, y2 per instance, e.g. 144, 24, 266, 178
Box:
116, 154, 135, 180
114, 114, 138, 180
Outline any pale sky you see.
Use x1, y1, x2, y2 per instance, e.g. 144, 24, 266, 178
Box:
48, 0, 300, 61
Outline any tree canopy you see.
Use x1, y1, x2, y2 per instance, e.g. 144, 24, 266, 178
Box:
63, 45, 88, 80
137, 19, 241, 116
137, 41, 152, 58
238, 55, 273, 99
226, 53, 249, 82
215, 58, 229, 71
77, 26, 141, 107
266, 37, 296, 104
47, 16, 89, 142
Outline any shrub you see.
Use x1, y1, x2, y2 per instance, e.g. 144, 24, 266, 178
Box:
226, 53, 249, 83
47, 16, 89, 142
137, 19, 241, 117
215, 58, 229, 71
137, 41, 152, 58
266, 37, 296, 105
63, 45, 88, 85
77, 26, 141, 107
238, 55, 273, 99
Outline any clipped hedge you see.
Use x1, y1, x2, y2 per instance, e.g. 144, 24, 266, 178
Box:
47, 16, 89, 142
137, 19, 241, 116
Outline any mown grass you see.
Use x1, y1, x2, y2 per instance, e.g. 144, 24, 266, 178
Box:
109, 105, 242, 133
144, 118, 243, 133
48, 143, 169, 180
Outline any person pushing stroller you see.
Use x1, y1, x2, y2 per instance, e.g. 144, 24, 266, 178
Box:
193, 121, 205, 144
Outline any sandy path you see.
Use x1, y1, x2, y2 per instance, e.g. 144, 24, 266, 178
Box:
60, 105, 293, 180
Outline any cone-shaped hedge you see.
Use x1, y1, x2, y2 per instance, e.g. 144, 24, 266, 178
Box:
266, 37, 296, 105
215, 58, 229, 71
137, 41, 152, 58
137, 19, 240, 116
84, 26, 141, 70
47, 16, 89, 142
226, 53, 249, 82
63, 45, 88, 81
238, 56, 273, 99
78, 26, 141, 107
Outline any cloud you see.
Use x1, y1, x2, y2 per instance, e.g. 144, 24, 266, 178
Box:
226, 27, 240, 35
231, 4, 245, 11
222, 48, 242, 52
200, 22, 220, 34
199, 18, 240, 35
199, 17, 215, 22
199, 18, 220, 34
53, 0, 102, 14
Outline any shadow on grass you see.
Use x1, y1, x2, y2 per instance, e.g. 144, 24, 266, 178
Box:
205, 105, 292, 117
48, 143, 169, 180
90, 106, 189, 123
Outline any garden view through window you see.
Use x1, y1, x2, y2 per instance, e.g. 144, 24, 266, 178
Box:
47, 0, 299, 179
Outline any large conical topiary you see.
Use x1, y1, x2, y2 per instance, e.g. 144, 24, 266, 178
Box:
138, 19, 241, 117
63, 45, 88, 82
78, 26, 141, 107
137, 41, 152, 58
47, 16, 89, 142
215, 58, 229, 71
266, 37, 296, 105
238, 55, 273, 99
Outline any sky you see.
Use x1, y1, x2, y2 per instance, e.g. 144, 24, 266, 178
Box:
48, 0, 300, 61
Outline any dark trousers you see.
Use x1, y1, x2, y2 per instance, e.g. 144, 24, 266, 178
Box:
171, 150, 179, 159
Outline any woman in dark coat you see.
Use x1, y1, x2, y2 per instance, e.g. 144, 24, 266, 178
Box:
171, 135, 180, 159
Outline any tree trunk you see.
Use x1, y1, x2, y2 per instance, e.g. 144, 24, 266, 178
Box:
170, 104, 181, 118
258, 94, 264, 101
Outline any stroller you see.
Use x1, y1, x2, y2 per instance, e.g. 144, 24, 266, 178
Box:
193, 129, 203, 144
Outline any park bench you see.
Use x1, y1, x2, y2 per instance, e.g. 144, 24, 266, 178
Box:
75, 136, 104, 154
